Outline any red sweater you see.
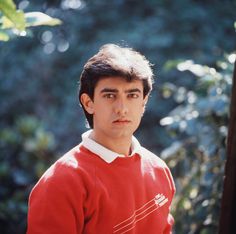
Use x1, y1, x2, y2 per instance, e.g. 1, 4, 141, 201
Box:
27, 143, 175, 234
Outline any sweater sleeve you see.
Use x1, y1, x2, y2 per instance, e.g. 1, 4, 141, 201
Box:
163, 213, 175, 234
163, 166, 176, 234
141, 147, 176, 233
27, 162, 87, 234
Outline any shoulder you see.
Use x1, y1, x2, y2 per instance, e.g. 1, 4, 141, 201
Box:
34, 144, 95, 191
140, 146, 168, 169
140, 146, 176, 194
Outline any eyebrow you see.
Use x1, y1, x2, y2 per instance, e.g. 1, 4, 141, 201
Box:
100, 88, 142, 93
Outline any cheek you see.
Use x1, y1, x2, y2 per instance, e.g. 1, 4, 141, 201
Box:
130, 107, 144, 124
94, 104, 111, 118
133, 104, 145, 114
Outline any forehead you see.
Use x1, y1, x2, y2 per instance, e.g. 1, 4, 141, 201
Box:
95, 76, 144, 91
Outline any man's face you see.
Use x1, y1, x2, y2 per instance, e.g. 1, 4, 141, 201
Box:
81, 77, 148, 142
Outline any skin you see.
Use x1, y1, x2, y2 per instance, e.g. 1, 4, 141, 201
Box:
80, 77, 148, 156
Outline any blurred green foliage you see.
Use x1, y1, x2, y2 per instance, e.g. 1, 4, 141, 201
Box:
160, 57, 234, 233
0, 115, 56, 233
0, 0, 62, 41
0, 0, 235, 233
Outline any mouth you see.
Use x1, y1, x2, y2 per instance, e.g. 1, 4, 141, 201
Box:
112, 119, 131, 125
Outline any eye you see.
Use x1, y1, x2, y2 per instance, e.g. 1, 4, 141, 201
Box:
128, 93, 139, 99
103, 93, 116, 99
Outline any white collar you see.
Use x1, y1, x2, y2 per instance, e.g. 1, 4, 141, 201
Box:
81, 130, 142, 163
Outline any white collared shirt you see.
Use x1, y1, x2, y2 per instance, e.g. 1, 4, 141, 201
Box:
81, 130, 142, 163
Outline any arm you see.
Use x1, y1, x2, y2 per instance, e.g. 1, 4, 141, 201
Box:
27, 163, 86, 234
163, 213, 175, 234
163, 166, 176, 234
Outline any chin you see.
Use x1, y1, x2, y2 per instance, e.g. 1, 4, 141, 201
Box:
110, 128, 135, 138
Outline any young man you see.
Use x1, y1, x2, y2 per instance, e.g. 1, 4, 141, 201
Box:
27, 44, 175, 234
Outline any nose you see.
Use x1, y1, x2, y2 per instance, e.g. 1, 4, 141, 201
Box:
114, 97, 128, 116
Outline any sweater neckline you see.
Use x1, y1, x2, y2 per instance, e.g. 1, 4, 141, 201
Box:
81, 130, 142, 163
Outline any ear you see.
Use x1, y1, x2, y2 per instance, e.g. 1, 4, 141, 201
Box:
143, 94, 149, 106
142, 95, 149, 114
80, 93, 94, 114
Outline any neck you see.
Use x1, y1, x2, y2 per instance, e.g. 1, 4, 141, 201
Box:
90, 131, 132, 156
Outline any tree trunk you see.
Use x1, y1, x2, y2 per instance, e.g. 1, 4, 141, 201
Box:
218, 61, 236, 234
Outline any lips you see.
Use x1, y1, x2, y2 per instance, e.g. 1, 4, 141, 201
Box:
113, 119, 131, 124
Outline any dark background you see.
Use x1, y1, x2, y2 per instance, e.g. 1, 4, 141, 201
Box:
0, 0, 235, 233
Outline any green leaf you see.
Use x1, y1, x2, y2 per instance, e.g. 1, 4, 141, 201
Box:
25, 12, 62, 27
0, 0, 16, 14
163, 59, 184, 71
0, 0, 26, 31
0, 30, 9, 41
